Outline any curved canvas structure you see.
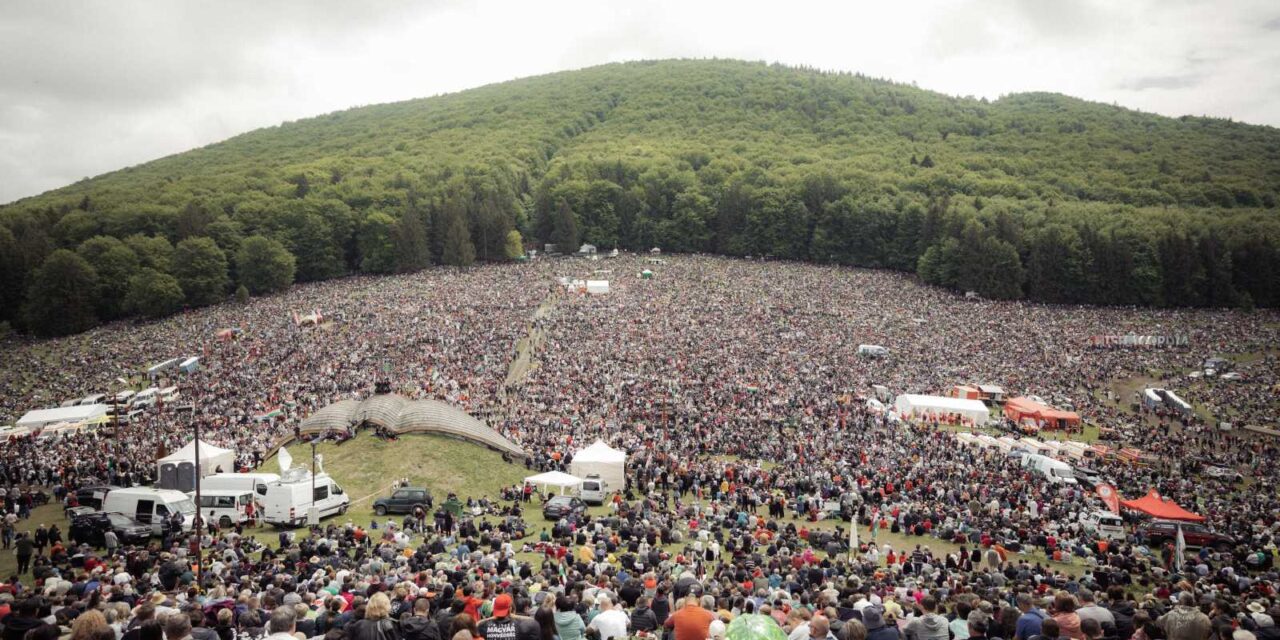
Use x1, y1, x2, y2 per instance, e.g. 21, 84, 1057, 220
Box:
299, 395, 526, 458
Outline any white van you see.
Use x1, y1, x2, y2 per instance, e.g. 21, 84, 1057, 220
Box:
580, 475, 608, 505
114, 390, 137, 406
101, 487, 197, 535
1022, 454, 1078, 485
1080, 510, 1126, 541
159, 386, 180, 403
79, 394, 107, 406
261, 469, 349, 527
133, 388, 160, 409
857, 345, 890, 358
201, 473, 279, 497
196, 489, 255, 528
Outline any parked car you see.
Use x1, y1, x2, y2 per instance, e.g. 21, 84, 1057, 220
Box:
372, 486, 433, 516
542, 495, 586, 520
69, 511, 151, 547
1203, 465, 1244, 483
1073, 467, 1105, 490
1139, 520, 1235, 550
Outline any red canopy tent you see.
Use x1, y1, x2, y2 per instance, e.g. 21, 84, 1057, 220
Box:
1120, 489, 1205, 522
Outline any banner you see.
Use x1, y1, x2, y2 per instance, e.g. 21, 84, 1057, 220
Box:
1096, 484, 1121, 514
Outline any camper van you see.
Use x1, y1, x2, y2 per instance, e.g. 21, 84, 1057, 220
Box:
1080, 511, 1126, 541
260, 469, 349, 527
200, 473, 279, 497
1057, 442, 1091, 463
101, 487, 196, 535
1017, 437, 1053, 457
579, 474, 608, 505
1022, 454, 1078, 485
159, 386, 180, 403
196, 489, 255, 527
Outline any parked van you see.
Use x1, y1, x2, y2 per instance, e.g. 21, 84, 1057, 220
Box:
101, 487, 196, 535
579, 474, 608, 505
260, 470, 349, 527
1080, 510, 1126, 541
1058, 442, 1090, 463
196, 489, 254, 527
1022, 454, 1078, 485
159, 386, 180, 403
79, 394, 107, 406
200, 473, 279, 497
133, 388, 160, 408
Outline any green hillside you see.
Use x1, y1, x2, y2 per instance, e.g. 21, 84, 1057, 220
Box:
3, 59, 1279, 335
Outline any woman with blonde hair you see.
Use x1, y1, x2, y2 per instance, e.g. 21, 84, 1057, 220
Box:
349, 593, 400, 640
69, 610, 111, 640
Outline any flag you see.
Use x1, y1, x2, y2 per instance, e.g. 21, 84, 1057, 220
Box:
849, 519, 859, 557
1095, 484, 1121, 514
1175, 525, 1186, 572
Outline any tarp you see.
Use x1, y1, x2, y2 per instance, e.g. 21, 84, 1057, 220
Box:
894, 394, 990, 425
523, 470, 583, 495
156, 439, 237, 492
1004, 396, 1081, 428
1120, 489, 1205, 522
569, 440, 626, 491
16, 404, 108, 430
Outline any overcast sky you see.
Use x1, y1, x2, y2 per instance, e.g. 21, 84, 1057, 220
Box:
2, 0, 1278, 205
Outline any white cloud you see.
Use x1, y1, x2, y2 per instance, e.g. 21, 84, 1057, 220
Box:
0, 0, 1276, 204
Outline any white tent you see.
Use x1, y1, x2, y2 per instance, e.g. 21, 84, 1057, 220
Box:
569, 440, 626, 490
894, 394, 991, 425
586, 280, 610, 295
16, 404, 108, 430
523, 470, 584, 495
156, 439, 237, 492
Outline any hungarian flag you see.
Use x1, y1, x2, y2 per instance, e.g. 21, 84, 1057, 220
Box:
1095, 484, 1121, 514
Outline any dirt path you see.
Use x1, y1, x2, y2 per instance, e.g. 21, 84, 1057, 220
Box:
504, 293, 558, 389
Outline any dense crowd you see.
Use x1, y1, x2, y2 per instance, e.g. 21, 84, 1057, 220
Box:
1, 255, 1279, 640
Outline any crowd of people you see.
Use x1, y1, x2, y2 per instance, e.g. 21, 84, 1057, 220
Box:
1, 255, 1279, 640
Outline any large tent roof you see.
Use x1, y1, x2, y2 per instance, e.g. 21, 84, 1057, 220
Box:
895, 394, 990, 424
1121, 489, 1205, 522
299, 395, 525, 458
157, 439, 234, 463
16, 404, 108, 428
524, 471, 583, 488
573, 440, 625, 464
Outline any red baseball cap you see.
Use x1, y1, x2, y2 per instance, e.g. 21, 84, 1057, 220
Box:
493, 594, 513, 617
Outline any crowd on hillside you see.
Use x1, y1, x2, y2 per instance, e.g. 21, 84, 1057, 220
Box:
1, 255, 1279, 640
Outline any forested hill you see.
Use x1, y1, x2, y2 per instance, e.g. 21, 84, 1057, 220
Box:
3, 59, 1280, 336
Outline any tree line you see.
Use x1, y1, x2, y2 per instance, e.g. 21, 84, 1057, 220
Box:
2, 59, 1277, 336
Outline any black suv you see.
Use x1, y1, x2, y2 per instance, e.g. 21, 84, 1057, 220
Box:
542, 495, 586, 520
1140, 520, 1235, 551
372, 487, 432, 516
69, 512, 151, 547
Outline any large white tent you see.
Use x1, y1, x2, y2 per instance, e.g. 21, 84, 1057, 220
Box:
894, 394, 991, 425
569, 440, 626, 491
156, 439, 237, 492
523, 470, 584, 495
16, 404, 108, 430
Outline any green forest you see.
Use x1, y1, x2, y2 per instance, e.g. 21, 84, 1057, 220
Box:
2, 59, 1279, 336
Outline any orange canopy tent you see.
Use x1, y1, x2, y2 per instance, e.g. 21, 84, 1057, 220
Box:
1120, 489, 1205, 522
1004, 397, 1081, 430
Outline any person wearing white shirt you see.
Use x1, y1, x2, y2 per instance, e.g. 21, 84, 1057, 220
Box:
588, 596, 630, 640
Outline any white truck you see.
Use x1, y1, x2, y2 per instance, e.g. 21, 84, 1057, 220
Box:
260, 467, 349, 527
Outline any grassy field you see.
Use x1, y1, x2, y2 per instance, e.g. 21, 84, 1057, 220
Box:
259, 433, 531, 523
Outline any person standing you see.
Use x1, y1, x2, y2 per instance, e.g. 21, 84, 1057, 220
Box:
13, 533, 33, 574
104, 529, 119, 556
